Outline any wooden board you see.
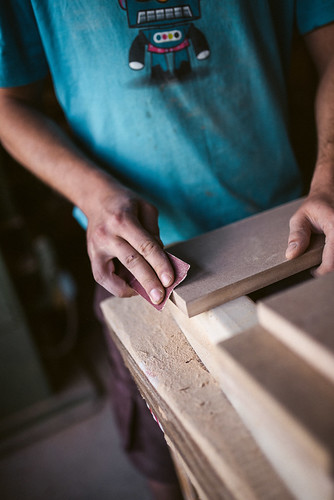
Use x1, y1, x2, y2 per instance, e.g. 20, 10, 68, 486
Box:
215, 326, 334, 500
170, 299, 334, 500
101, 296, 292, 500
169, 296, 258, 378
169, 198, 324, 317
258, 272, 334, 383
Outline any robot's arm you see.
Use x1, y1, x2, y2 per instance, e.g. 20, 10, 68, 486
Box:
129, 31, 148, 70
188, 24, 210, 60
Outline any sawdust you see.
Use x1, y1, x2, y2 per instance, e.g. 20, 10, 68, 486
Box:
100, 295, 293, 499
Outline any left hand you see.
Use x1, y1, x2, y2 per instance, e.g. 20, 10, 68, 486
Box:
285, 191, 334, 276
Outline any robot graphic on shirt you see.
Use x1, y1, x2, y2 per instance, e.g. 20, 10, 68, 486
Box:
119, 0, 210, 81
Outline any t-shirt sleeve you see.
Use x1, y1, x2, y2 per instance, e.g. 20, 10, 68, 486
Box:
296, 0, 334, 35
0, 1, 48, 87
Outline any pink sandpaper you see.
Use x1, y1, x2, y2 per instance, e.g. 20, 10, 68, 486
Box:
120, 252, 190, 311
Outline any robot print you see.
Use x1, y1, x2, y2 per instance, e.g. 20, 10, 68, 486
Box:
118, 0, 210, 81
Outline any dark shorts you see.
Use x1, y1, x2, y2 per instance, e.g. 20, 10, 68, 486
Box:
94, 285, 178, 484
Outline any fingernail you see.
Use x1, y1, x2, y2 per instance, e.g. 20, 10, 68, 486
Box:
161, 273, 173, 287
150, 288, 164, 304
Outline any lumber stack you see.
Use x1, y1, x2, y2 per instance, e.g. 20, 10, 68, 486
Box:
170, 261, 334, 498
257, 271, 334, 383
167, 199, 334, 499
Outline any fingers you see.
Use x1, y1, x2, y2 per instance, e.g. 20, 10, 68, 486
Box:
109, 203, 174, 297
285, 212, 312, 260
125, 224, 174, 283
285, 199, 334, 275
89, 250, 136, 297
87, 195, 174, 304
113, 235, 173, 304
90, 239, 172, 303
139, 202, 162, 243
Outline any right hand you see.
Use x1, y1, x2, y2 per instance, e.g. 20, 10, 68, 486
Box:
86, 183, 175, 304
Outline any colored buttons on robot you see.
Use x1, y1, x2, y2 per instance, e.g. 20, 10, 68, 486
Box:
153, 30, 182, 44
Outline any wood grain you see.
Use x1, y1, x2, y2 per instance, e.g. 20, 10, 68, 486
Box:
101, 296, 292, 500
169, 199, 324, 317
258, 271, 334, 383
170, 297, 334, 499
216, 326, 334, 500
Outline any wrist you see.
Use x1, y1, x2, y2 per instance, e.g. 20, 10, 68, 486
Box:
74, 165, 123, 217
309, 161, 334, 195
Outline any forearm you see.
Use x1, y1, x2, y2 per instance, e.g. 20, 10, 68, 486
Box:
310, 56, 334, 193
286, 24, 334, 274
0, 86, 175, 300
305, 23, 334, 195
0, 93, 120, 218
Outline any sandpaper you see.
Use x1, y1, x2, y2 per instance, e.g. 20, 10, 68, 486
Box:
120, 252, 190, 311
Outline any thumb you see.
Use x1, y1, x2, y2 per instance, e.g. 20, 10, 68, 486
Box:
285, 213, 312, 260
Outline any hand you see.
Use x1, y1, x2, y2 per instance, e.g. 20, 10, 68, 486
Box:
285, 192, 334, 275
86, 184, 174, 303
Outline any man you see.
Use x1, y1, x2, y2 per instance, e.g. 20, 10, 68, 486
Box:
1, 1, 334, 498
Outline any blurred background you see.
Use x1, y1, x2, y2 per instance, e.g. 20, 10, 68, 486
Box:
0, 82, 150, 499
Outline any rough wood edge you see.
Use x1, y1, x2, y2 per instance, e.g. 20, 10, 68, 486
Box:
101, 296, 292, 500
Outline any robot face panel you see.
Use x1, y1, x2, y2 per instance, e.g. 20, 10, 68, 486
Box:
121, 1, 201, 29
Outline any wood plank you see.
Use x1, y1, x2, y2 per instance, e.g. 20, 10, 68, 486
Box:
169, 198, 324, 317
168, 443, 202, 500
215, 326, 334, 500
168, 297, 257, 378
257, 272, 334, 383
101, 296, 292, 500
171, 296, 257, 344
170, 299, 334, 499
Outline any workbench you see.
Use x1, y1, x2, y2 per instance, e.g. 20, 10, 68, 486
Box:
100, 200, 334, 500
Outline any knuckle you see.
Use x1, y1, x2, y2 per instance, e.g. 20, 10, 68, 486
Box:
289, 228, 306, 239
112, 236, 127, 252
138, 239, 156, 258
289, 216, 300, 231
289, 219, 310, 237
93, 224, 108, 243
111, 210, 127, 227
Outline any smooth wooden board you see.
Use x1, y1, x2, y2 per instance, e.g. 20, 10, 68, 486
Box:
169, 198, 324, 317
101, 296, 292, 500
258, 272, 334, 383
216, 326, 334, 500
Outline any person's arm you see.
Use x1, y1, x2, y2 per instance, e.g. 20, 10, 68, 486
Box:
286, 22, 334, 275
0, 81, 174, 303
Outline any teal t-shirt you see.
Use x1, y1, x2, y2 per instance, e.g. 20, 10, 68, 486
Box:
1, 1, 334, 244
